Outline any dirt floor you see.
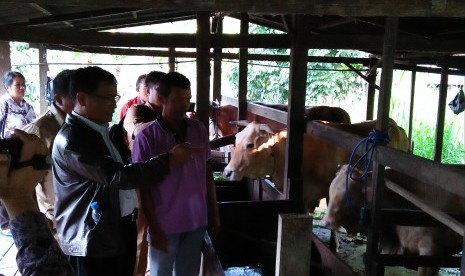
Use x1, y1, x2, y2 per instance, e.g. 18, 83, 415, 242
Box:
312, 220, 461, 276
224, 200, 461, 276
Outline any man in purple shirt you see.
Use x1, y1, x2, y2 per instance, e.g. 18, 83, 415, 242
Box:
132, 72, 220, 276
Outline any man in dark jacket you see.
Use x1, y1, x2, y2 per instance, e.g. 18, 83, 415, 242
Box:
52, 66, 193, 276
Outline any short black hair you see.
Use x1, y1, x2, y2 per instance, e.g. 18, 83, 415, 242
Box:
3, 71, 25, 88
135, 74, 147, 89
157, 72, 190, 98
145, 71, 166, 90
53, 69, 73, 97
69, 66, 117, 100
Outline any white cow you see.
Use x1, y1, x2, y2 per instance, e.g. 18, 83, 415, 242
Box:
323, 164, 465, 276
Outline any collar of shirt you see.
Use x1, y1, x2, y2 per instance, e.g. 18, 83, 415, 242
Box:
50, 103, 66, 126
156, 113, 190, 143
2, 92, 26, 107
71, 111, 123, 163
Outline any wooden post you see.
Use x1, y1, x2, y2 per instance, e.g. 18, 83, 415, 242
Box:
196, 12, 211, 128
461, 234, 465, 275
366, 17, 398, 276
168, 47, 176, 72
285, 15, 306, 209
0, 41, 11, 95
434, 57, 449, 162
238, 13, 248, 121
38, 44, 48, 114
212, 15, 223, 103
275, 214, 312, 276
408, 70, 416, 147
366, 61, 376, 120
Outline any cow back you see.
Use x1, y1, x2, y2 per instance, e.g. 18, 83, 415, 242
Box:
305, 106, 351, 123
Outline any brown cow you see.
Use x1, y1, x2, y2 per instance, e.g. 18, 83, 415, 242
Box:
322, 164, 465, 276
223, 120, 409, 212
209, 102, 351, 137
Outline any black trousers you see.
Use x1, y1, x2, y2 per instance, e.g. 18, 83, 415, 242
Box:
119, 213, 137, 276
68, 216, 137, 276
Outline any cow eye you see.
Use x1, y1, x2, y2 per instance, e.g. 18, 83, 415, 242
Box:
246, 143, 255, 149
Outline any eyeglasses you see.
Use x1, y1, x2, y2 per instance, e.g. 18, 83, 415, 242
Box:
90, 94, 121, 102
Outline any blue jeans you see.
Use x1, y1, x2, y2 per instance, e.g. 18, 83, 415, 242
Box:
149, 227, 205, 276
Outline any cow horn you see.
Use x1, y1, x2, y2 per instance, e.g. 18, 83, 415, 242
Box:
259, 124, 274, 134
229, 120, 250, 127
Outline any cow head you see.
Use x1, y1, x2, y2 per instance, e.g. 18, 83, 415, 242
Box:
209, 103, 239, 137
322, 164, 371, 235
223, 122, 278, 181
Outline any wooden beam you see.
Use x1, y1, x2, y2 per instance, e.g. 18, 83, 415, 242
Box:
168, 47, 175, 72
408, 70, 416, 146
285, 15, 306, 206
462, 236, 465, 274
345, 62, 380, 90
276, 214, 312, 276
201, 233, 225, 276
196, 12, 211, 128
212, 15, 223, 102
238, 13, 248, 121
21, 8, 135, 27
221, 95, 238, 107
0, 41, 10, 96
385, 179, 464, 236
305, 121, 465, 199
376, 254, 461, 268
366, 61, 377, 120
5, 26, 465, 52
4, 1, 465, 17
247, 102, 287, 125
434, 57, 449, 162
367, 17, 399, 276
38, 44, 48, 114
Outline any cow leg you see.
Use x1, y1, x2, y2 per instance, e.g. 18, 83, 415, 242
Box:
416, 267, 439, 276
326, 197, 339, 252
329, 230, 339, 252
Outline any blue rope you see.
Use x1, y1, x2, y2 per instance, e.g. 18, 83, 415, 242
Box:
345, 129, 390, 224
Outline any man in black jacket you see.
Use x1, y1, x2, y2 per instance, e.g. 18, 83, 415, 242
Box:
52, 66, 193, 276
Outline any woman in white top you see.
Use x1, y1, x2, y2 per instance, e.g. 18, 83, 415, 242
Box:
0, 71, 37, 138
0, 71, 37, 236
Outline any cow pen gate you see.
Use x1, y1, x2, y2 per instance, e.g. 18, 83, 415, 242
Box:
208, 19, 465, 274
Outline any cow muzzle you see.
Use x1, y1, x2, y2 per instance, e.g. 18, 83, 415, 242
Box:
223, 168, 242, 181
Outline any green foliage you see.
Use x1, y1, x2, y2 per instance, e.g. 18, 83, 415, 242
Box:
227, 24, 366, 105
10, 42, 40, 109
307, 49, 365, 103
411, 120, 465, 164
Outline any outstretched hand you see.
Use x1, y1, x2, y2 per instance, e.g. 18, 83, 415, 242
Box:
0, 130, 47, 218
168, 143, 205, 169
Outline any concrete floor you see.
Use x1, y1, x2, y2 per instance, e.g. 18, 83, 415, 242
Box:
0, 234, 18, 276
